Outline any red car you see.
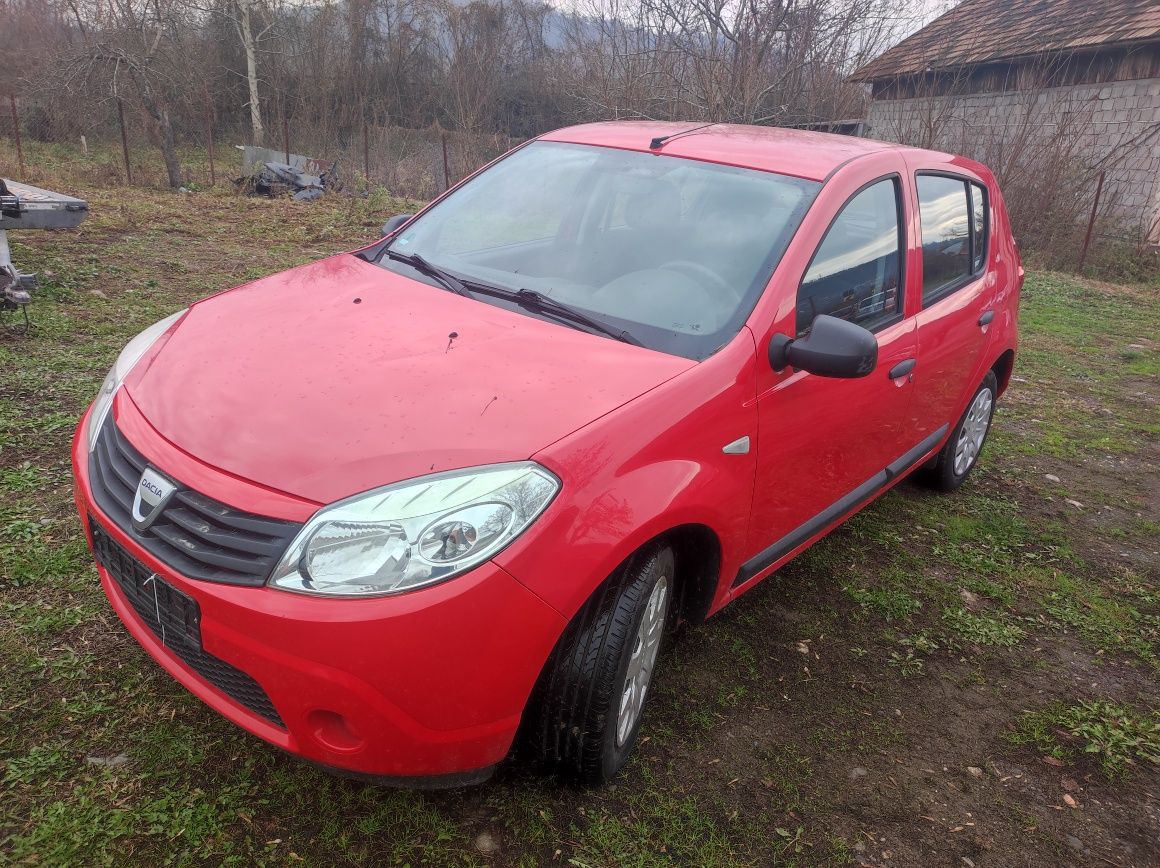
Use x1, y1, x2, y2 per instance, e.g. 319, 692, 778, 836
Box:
73, 123, 1020, 786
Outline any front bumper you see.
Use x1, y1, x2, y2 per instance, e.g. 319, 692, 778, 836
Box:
72, 408, 566, 783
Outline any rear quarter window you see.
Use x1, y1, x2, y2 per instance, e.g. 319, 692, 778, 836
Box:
970, 182, 988, 272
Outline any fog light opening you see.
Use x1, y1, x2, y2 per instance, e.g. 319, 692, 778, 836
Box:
307, 709, 364, 753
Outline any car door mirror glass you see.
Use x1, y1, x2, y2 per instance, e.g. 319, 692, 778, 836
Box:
381, 214, 414, 237
769, 314, 878, 378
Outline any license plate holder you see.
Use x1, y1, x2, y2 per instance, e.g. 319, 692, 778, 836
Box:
92, 522, 203, 651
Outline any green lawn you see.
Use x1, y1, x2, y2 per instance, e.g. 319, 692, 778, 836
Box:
1, 143, 1158, 866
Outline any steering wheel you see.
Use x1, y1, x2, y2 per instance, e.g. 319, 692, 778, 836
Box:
660, 260, 740, 305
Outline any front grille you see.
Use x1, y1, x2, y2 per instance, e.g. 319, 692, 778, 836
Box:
88, 418, 302, 586
92, 522, 285, 728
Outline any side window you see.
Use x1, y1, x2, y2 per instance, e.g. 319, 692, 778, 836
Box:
797, 178, 903, 337
917, 174, 984, 305
969, 182, 988, 272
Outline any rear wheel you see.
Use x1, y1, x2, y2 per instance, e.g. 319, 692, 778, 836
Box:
923, 370, 997, 492
526, 545, 674, 785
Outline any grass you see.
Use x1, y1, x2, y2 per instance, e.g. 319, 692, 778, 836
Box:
942, 608, 1027, 647
1, 140, 1158, 865
1010, 701, 1160, 776
1043, 575, 1157, 666
843, 585, 922, 621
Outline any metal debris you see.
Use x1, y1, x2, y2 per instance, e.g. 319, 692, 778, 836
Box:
236, 146, 341, 201
1, 178, 89, 331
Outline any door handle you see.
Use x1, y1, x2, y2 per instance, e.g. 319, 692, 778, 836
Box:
978, 310, 994, 327
888, 358, 916, 380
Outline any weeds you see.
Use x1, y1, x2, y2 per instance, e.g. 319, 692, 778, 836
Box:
897, 631, 940, 655
844, 586, 921, 621
943, 608, 1027, 647
1043, 574, 1156, 664
887, 650, 925, 677
1011, 701, 1160, 776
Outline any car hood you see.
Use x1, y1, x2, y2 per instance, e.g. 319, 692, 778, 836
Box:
127, 254, 693, 505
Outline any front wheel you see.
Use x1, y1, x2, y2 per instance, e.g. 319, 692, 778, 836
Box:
923, 370, 998, 492
525, 545, 674, 785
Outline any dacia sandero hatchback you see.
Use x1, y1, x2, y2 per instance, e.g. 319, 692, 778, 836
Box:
73, 123, 1021, 786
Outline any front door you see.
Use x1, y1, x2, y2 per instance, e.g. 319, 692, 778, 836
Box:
741, 170, 922, 587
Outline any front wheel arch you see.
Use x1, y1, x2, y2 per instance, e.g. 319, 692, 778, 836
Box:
519, 541, 676, 783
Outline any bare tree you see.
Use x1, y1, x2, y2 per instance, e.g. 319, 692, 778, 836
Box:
10, 0, 929, 197
867, 49, 1160, 259
558, 0, 910, 126
59, 0, 193, 188
236, 0, 265, 144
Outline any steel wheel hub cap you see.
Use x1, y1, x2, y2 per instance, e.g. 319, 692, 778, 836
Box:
616, 574, 669, 748
954, 388, 993, 476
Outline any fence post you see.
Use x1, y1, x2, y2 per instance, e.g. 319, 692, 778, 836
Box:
203, 89, 216, 187
1076, 170, 1105, 274
441, 131, 450, 191
7, 95, 24, 176
116, 98, 132, 185
363, 121, 370, 182
282, 115, 290, 165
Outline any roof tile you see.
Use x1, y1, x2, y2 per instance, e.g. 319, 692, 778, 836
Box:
851, 0, 1160, 81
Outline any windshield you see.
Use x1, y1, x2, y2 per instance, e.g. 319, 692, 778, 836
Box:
378, 141, 820, 360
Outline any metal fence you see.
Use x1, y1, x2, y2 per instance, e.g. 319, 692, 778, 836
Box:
0, 94, 520, 200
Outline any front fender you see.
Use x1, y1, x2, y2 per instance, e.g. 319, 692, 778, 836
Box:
495, 332, 759, 621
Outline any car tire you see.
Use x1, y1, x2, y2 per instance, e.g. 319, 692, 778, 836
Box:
525, 544, 674, 785
923, 370, 998, 492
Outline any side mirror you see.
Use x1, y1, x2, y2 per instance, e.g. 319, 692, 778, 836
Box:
381, 213, 414, 237
768, 315, 878, 378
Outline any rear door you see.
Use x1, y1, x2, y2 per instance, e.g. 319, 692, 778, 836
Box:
906, 164, 995, 440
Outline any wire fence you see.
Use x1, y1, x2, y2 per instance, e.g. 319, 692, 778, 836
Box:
3, 93, 1158, 279
0, 94, 521, 200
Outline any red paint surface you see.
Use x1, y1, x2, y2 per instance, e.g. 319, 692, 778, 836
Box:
73, 125, 1021, 779
126, 254, 691, 505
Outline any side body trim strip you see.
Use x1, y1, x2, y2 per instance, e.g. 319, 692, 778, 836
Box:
732, 424, 949, 588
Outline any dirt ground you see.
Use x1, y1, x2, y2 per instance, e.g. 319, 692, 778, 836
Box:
1, 146, 1157, 866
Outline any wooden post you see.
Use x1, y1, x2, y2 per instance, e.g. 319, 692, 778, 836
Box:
441, 131, 450, 191
363, 121, 370, 181
383, 120, 390, 188
1076, 170, 1105, 274
117, 98, 132, 185
8, 95, 24, 176
282, 115, 290, 164
203, 89, 216, 187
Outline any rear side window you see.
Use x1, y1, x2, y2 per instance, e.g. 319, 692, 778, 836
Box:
797, 178, 903, 337
917, 174, 988, 305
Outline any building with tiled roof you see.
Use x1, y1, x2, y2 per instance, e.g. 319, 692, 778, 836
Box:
852, 0, 1160, 244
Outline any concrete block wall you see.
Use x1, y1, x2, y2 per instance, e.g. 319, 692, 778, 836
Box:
865, 78, 1160, 242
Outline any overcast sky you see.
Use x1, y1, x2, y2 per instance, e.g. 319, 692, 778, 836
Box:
891, 0, 958, 38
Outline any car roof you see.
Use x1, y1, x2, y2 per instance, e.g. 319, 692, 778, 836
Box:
538, 122, 906, 182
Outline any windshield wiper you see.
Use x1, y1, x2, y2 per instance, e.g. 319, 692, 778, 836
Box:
382, 249, 472, 298
463, 283, 642, 347
383, 249, 640, 346
513, 289, 643, 346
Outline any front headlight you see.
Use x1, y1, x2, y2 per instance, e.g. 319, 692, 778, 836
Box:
86, 309, 187, 451
269, 463, 560, 597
